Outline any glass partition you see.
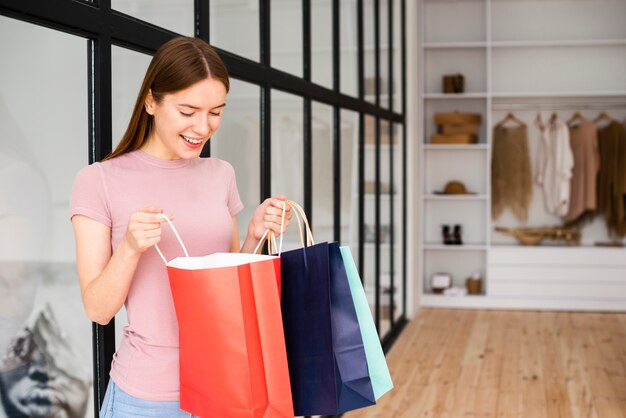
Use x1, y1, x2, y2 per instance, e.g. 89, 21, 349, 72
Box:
363, 114, 377, 321
271, 1, 303, 76
341, 1, 359, 97
111, 0, 194, 36
312, 1, 333, 88
210, 0, 260, 62
311, 101, 334, 243
271, 90, 304, 251
0, 16, 92, 418
210, 79, 261, 244
112, 46, 151, 150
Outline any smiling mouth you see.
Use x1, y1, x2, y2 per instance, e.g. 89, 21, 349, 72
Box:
180, 135, 203, 145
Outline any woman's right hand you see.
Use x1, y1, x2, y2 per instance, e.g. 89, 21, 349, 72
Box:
124, 207, 174, 254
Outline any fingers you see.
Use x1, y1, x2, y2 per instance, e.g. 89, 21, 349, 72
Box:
259, 198, 291, 231
126, 208, 175, 253
136, 207, 175, 223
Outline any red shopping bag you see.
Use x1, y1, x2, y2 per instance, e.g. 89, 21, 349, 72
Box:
156, 221, 293, 418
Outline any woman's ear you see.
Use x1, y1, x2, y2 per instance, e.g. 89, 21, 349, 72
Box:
144, 89, 155, 115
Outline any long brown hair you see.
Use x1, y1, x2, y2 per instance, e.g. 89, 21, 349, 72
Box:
106, 37, 229, 160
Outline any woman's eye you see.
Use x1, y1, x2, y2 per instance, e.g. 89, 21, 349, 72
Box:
180, 111, 193, 117
209, 111, 221, 117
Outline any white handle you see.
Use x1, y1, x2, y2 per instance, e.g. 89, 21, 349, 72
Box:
154, 213, 189, 265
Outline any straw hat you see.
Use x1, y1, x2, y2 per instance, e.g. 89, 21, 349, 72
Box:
435, 180, 473, 195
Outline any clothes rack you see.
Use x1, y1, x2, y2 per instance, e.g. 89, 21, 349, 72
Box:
492, 95, 626, 111
492, 102, 626, 111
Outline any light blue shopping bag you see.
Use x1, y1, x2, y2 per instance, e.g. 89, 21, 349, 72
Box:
339, 247, 394, 400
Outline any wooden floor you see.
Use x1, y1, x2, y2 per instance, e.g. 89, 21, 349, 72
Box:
344, 309, 626, 418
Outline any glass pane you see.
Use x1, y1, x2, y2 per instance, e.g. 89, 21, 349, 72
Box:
210, 79, 261, 244
210, 0, 260, 62
311, 102, 334, 243
340, 1, 358, 96
393, 123, 404, 322
363, 115, 376, 322
111, 46, 152, 348
379, 119, 391, 337
111, 0, 194, 36
271, 1, 302, 76
341, 109, 359, 252
393, 0, 403, 113
271, 91, 304, 251
312, 1, 332, 89
379, 0, 390, 109
112, 46, 151, 150
0, 16, 92, 418
364, 0, 376, 104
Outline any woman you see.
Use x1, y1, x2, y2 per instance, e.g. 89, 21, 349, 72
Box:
70, 36, 290, 417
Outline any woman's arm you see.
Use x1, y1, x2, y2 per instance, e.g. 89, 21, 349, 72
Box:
72, 208, 171, 325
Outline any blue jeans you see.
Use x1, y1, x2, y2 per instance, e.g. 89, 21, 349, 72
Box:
99, 379, 195, 417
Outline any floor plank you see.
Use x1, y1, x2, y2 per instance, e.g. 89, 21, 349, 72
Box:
344, 309, 626, 418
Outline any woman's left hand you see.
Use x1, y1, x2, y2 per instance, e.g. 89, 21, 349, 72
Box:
248, 196, 292, 240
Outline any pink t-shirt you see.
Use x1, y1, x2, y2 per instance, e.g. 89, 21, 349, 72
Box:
70, 150, 243, 401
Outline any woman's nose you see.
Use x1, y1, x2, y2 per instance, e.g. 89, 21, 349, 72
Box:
194, 115, 210, 136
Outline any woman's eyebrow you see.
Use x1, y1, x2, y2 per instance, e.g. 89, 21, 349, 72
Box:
178, 103, 226, 110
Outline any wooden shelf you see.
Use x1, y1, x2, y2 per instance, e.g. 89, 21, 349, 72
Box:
491, 91, 626, 99
491, 39, 626, 48
423, 93, 488, 99
423, 244, 488, 251
422, 41, 487, 49
423, 144, 488, 150
423, 194, 488, 201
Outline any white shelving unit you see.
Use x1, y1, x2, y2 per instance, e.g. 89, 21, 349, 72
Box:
418, 0, 626, 311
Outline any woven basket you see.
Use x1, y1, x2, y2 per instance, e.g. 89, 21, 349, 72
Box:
435, 112, 481, 125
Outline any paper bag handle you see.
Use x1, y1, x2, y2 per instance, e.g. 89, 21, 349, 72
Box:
156, 200, 289, 264
286, 199, 315, 247
253, 199, 288, 255
154, 214, 189, 265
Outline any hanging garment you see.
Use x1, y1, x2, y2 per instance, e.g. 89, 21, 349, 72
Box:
491, 124, 533, 222
536, 116, 574, 217
565, 119, 600, 224
596, 121, 626, 238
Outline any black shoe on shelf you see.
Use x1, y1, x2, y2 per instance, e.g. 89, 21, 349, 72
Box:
453, 224, 463, 245
442, 225, 453, 245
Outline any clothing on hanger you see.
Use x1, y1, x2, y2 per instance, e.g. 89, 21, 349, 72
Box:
565, 117, 599, 224
491, 122, 533, 223
496, 112, 526, 128
596, 120, 626, 238
535, 113, 574, 217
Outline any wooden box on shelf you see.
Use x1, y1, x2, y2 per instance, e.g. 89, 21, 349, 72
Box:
432, 112, 481, 144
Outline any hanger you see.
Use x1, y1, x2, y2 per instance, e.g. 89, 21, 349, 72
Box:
594, 111, 615, 124
496, 112, 526, 128
566, 111, 585, 127
534, 112, 544, 131
549, 111, 558, 125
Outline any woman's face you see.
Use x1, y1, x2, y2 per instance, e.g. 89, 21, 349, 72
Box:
143, 77, 227, 160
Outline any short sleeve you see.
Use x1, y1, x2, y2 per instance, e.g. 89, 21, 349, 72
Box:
70, 163, 112, 227
226, 163, 244, 217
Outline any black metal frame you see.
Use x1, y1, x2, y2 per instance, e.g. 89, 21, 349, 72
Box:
0, 0, 407, 416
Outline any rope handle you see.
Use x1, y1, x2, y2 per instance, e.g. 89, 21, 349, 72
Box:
286, 200, 315, 247
154, 213, 189, 265
252, 200, 288, 255
156, 200, 291, 264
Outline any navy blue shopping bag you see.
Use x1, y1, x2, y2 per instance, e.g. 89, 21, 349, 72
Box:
280, 240, 376, 416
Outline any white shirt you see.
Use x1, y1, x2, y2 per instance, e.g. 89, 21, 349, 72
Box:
535, 116, 575, 217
